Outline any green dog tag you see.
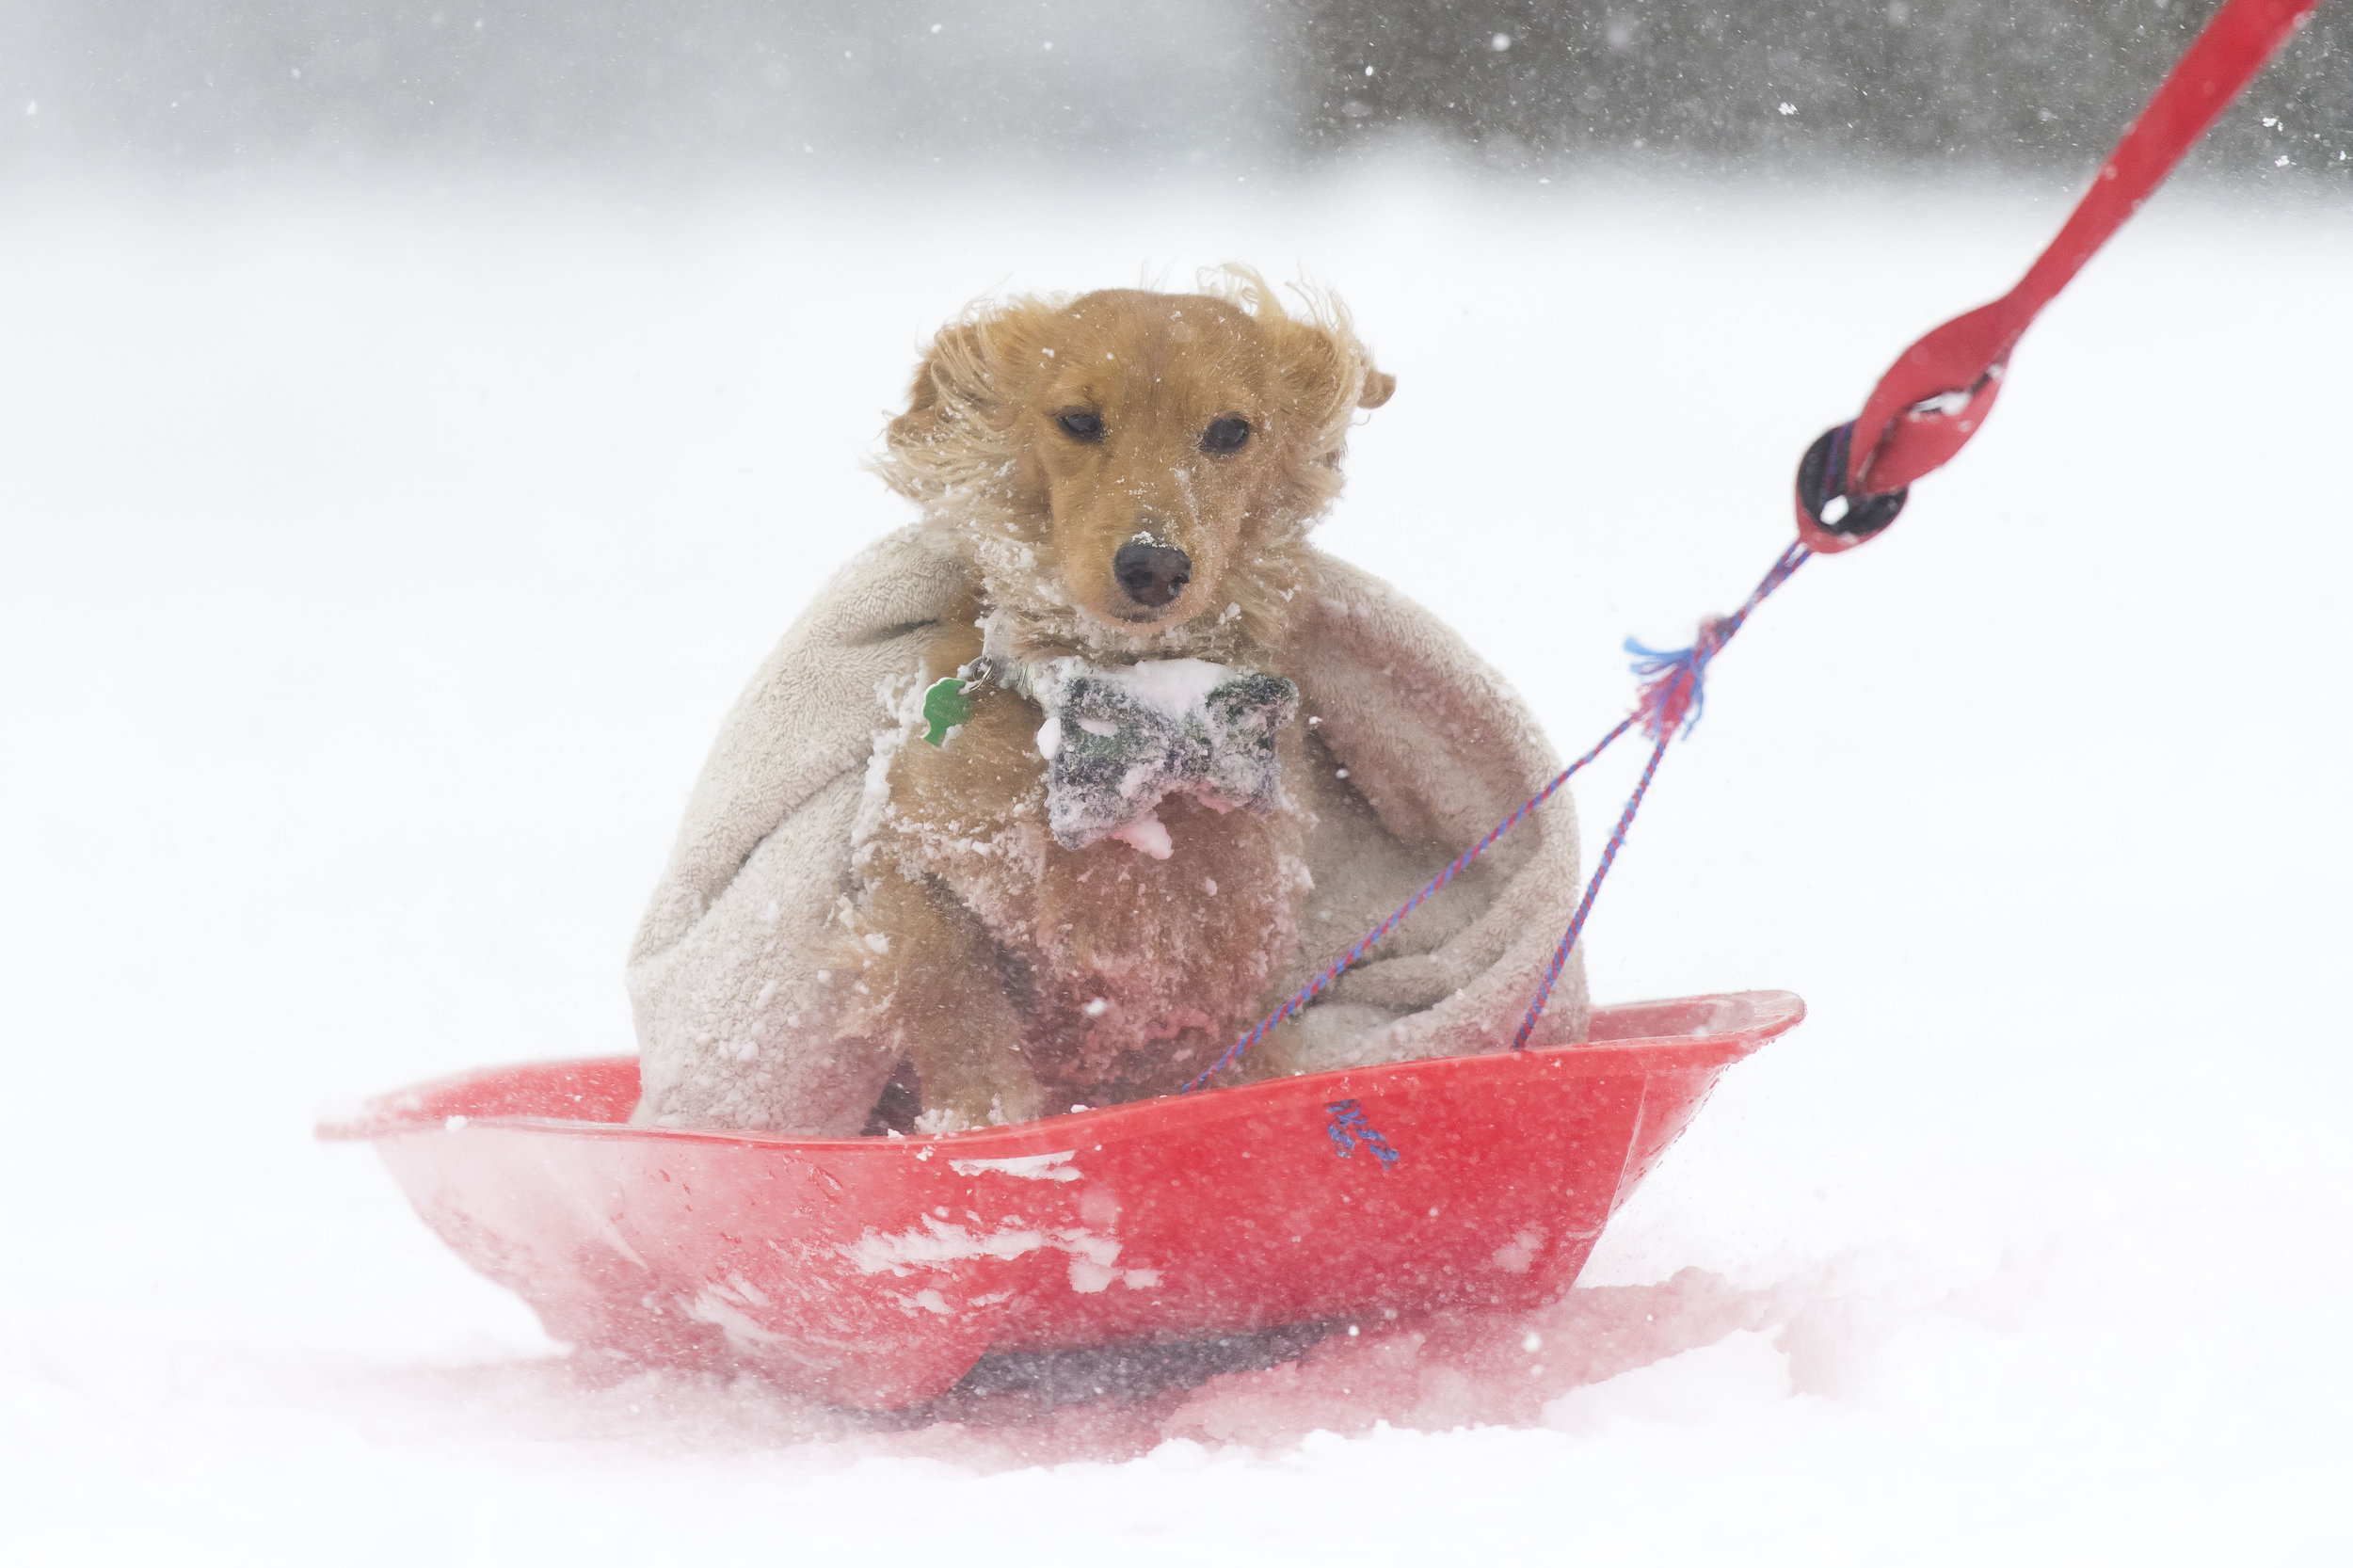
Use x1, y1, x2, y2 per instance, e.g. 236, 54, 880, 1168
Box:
920, 677, 972, 745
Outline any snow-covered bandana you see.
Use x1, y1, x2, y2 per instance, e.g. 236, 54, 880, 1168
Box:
1015, 657, 1299, 856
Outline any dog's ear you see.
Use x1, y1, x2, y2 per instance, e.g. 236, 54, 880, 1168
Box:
1245, 296, 1390, 526
887, 300, 1063, 459
877, 302, 1061, 507
888, 320, 997, 455
1265, 314, 1389, 445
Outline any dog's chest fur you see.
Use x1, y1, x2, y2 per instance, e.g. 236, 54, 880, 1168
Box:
862, 664, 1311, 1100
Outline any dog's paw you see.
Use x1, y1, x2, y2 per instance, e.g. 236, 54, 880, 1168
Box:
912, 1074, 1048, 1134
988, 1075, 1050, 1126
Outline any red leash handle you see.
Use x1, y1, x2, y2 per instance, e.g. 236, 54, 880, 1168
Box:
1796, 0, 2326, 553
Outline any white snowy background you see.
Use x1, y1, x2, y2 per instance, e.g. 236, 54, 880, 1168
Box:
4, 159, 2350, 1561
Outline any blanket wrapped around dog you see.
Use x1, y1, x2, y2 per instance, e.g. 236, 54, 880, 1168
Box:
627, 525, 1589, 1133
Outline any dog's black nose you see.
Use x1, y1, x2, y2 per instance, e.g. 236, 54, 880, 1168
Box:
1112, 541, 1193, 609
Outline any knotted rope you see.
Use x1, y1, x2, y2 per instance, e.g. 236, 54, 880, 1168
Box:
1183, 540, 1810, 1091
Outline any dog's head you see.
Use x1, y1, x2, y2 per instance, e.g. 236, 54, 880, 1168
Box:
877, 272, 1393, 659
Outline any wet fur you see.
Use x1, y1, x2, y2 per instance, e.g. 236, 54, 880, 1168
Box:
845, 272, 1393, 1130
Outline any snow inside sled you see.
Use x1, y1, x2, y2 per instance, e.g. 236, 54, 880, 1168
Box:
320, 989, 1801, 1409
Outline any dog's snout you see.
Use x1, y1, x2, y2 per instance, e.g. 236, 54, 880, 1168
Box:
1112, 541, 1193, 609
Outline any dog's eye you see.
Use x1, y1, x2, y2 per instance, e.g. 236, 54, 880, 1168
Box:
1201, 416, 1251, 454
1057, 409, 1105, 442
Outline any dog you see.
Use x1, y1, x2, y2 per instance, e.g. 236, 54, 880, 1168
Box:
844, 272, 1395, 1132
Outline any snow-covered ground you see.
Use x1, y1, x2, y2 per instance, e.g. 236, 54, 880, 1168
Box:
5, 162, 2350, 1563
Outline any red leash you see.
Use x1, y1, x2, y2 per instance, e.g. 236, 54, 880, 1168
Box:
1796, 0, 2327, 552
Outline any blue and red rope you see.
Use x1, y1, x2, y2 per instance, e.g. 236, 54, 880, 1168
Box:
1182, 539, 1811, 1092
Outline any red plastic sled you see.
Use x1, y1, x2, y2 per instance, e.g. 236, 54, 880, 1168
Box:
320, 989, 1801, 1408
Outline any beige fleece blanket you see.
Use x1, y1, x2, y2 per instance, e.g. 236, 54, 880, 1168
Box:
627, 525, 1588, 1133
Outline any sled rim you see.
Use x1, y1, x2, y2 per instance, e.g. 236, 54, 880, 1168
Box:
317, 988, 1804, 1149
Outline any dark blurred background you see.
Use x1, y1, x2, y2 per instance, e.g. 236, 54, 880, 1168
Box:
4, 0, 2345, 180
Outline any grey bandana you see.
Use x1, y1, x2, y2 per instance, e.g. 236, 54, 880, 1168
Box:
1008, 657, 1300, 854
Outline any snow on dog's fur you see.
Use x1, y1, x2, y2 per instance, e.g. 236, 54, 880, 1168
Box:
844, 272, 1395, 1131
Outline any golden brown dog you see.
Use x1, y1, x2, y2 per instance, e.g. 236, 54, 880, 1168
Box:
846, 273, 1393, 1131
